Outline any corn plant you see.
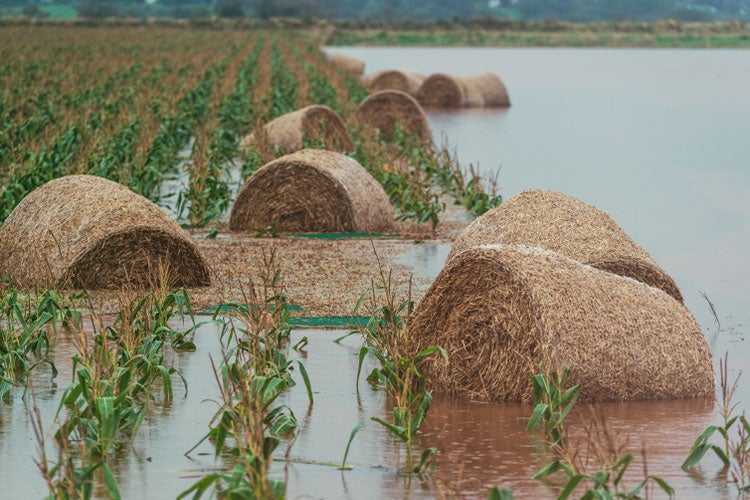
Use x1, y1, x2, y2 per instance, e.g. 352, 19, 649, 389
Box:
0, 282, 64, 399
682, 353, 750, 495
346, 251, 446, 475
182, 266, 311, 499
528, 365, 673, 499
527, 362, 580, 448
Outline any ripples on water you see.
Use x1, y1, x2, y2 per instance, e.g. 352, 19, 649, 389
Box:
3, 48, 749, 498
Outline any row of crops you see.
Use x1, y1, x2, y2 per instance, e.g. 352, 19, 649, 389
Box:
0, 26, 500, 230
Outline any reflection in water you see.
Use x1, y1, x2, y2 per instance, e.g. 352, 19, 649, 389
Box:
0, 326, 739, 499
4, 48, 750, 498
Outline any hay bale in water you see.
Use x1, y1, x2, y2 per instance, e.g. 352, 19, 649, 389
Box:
416, 73, 485, 109
328, 53, 365, 78
463, 73, 510, 107
353, 90, 432, 142
240, 105, 353, 154
363, 70, 426, 97
406, 244, 714, 403
229, 149, 395, 234
449, 190, 683, 302
0, 175, 210, 290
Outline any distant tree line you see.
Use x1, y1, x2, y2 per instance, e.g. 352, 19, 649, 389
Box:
1, 0, 749, 21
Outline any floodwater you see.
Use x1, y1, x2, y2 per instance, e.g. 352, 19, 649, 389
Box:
3, 48, 750, 498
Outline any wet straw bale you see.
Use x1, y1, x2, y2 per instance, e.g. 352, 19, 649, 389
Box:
463, 73, 510, 107
353, 90, 432, 142
229, 149, 395, 233
0, 175, 210, 290
240, 105, 353, 154
328, 53, 366, 78
406, 244, 714, 403
449, 190, 683, 302
416, 73, 484, 108
417, 72, 509, 109
363, 70, 426, 96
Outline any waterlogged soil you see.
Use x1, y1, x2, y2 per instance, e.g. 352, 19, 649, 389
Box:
0, 325, 744, 499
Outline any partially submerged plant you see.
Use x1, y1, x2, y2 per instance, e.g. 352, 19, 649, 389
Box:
682, 353, 750, 495
345, 246, 446, 475
181, 264, 311, 499
528, 365, 674, 499
0, 282, 75, 399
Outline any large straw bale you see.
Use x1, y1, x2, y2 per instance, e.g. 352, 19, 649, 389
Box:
363, 70, 426, 96
229, 149, 395, 234
416, 73, 466, 108
328, 53, 365, 78
240, 105, 353, 154
449, 190, 683, 302
353, 90, 432, 142
417, 73, 509, 109
0, 175, 210, 290
463, 73, 510, 107
406, 244, 714, 403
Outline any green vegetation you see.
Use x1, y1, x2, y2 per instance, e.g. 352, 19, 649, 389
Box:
527, 364, 675, 499
341, 254, 447, 475
327, 25, 750, 48
0, 27, 498, 231
682, 354, 750, 495
182, 267, 311, 499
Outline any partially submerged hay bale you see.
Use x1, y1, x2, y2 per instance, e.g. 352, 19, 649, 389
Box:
328, 53, 365, 78
416, 73, 482, 109
229, 149, 395, 233
241, 105, 353, 154
363, 70, 426, 97
0, 175, 210, 290
449, 190, 683, 302
463, 73, 510, 107
353, 90, 432, 142
417, 73, 509, 109
406, 244, 714, 403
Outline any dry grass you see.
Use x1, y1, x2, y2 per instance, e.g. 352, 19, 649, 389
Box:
229, 149, 395, 233
449, 190, 683, 302
0, 175, 210, 290
406, 244, 713, 403
241, 105, 353, 154
353, 90, 432, 142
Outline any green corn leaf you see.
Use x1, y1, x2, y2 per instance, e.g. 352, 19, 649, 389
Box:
296, 360, 313, 405
341, 420, 366, 470
527, 403, 549, 430
488, 486, 515, 500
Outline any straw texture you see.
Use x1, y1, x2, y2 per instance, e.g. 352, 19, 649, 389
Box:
328, 53, 365, 77
229, 149, 395, 233
364, 70, 426, 96
449, 190, 683, 302
416, 73, 467, 108
416, 72, 510, 109
406, 244, 714, 403
353, 90, 432, 142
0, 175, 210, 290
464, 73, 510, 107
241, 105, 353, 154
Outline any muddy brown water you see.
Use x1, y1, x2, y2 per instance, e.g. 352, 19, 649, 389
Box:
3, 48, 750, 498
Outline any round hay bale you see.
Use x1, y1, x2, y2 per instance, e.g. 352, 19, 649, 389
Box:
353, 90, 432, 142
448, 190, 683, 302
328, 53, 365, 78
0, 175, 210, 290
229, 149, 395, 234
363, 70, 426, 97
406, 244, 714, 403
416, 73, 465, 109
241, 105, 353, 154
463, 73, 510, 107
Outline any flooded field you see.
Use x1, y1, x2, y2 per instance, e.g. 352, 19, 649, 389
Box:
2, 44, 750, 499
